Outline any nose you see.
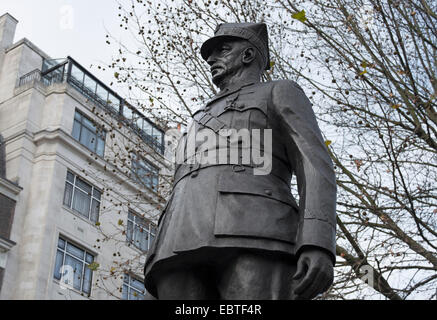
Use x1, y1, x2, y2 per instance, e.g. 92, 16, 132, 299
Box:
206, 51, 218, 66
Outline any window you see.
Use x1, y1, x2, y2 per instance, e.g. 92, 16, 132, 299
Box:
122, 105, 134, 122
136, 117, 144, 132
69, 63, 85, 90
83, 74, 97, 100
143, 121, 153, 137
53, 236, 95, 295
107, 92, 119, 113
127, 210, 156, 252
67, 61, 122, 113
63, 171, 101, 223
96, 84, 108, 107
131, 155, 159, 190
122, 273, 146, 300
72, 110, 106, 157
152, 127, 162, 143
41, 63, 66, 85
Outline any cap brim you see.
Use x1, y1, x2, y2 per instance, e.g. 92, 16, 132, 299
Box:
200, 35, 244, 61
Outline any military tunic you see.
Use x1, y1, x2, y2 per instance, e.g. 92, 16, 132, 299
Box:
144, 80, 337, 297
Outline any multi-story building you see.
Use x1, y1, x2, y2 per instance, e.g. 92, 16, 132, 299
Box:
0, 133, 21, 293
0, 12, 171, 300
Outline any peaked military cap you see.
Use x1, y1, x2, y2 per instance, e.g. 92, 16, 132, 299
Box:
200, 22, 270, 70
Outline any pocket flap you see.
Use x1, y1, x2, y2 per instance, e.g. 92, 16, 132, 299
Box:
217, 171, 298, 210
217, 98, 268, 117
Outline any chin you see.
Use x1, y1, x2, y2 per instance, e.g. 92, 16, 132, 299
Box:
212, 75, 224, 87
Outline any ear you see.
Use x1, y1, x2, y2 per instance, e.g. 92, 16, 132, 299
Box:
241, 47, 256, 65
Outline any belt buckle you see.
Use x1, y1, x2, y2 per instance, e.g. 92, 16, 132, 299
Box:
232, 164, 245, 172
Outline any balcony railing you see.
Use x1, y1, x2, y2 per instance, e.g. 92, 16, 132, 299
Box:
18, 65, 68, 87
17, 58, 165, 155
18, 69, 41, 87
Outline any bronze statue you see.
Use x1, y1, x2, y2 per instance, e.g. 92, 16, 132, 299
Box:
144, 22, 337, 300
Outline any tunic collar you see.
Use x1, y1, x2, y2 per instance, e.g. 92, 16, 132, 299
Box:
205, 81, 256, 107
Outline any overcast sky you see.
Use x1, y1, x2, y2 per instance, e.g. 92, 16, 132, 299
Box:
0, 0, 122, 88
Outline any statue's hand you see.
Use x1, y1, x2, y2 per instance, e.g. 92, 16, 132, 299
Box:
292, 247, 334, 299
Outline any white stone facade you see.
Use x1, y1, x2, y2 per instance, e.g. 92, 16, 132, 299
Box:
0, 13, 170, 300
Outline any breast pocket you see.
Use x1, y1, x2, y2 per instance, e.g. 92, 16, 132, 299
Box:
218, 98, 268, 131
214, 170, 299, 244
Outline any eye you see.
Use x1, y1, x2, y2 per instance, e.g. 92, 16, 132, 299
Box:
221, 45, 231, 52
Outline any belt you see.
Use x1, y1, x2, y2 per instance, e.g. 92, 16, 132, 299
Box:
173, 159, 292, 188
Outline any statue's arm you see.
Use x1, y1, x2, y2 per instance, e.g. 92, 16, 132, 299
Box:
271, 80, 337, 261
271, 80, 337, 298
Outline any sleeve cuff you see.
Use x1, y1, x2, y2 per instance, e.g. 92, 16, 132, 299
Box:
296, 218, 336, 264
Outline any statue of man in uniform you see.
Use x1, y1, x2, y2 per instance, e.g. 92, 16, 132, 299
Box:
144, 22, 337, 300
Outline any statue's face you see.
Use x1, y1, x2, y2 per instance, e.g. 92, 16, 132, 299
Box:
206, 39, 248, 86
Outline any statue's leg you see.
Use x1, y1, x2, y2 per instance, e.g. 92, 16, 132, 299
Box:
216, 250, 297, 300
154, 266, 219, 300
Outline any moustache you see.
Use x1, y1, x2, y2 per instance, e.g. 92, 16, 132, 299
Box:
210, 63, 226, 72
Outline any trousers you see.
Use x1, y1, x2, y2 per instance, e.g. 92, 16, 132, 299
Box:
147, 248, 298, 300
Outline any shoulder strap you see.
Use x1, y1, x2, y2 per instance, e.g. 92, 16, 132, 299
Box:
193, 109, 229, 134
